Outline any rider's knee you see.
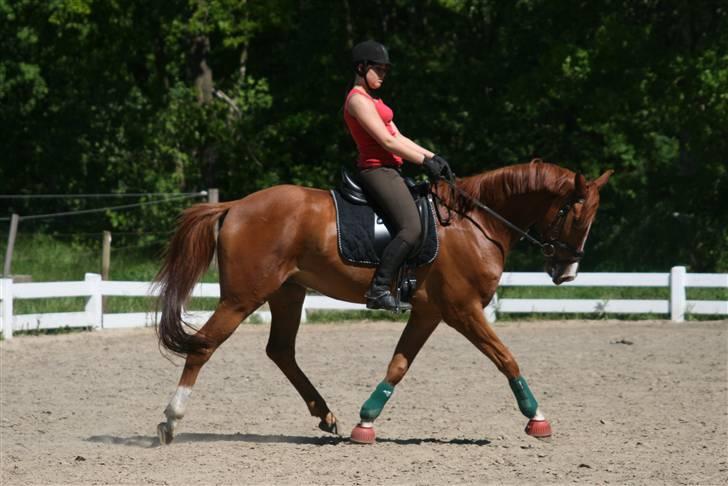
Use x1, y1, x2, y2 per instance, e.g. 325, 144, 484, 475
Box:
398, 224, 422, 247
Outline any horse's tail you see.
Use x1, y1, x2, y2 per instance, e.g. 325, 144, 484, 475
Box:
154, 201, 236, 356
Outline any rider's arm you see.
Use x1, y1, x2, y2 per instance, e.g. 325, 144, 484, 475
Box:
389, 121, 435, 159
346, 94, 427, 164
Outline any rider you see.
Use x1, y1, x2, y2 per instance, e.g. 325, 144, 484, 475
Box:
343, 40, 453, 311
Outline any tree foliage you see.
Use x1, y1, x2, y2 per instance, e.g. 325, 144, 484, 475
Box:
1, 0, 726, 271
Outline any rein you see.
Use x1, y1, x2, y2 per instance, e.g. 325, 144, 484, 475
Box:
435, 178, 584, 261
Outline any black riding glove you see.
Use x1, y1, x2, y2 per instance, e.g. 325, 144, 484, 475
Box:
436, 155, 454, 182
423, 155, 454, 182
422, 156, 440, 180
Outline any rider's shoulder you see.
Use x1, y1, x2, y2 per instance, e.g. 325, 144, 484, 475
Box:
347, 90, 377, 112
348, 87, 376, 100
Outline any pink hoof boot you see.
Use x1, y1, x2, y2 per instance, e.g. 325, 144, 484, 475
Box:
525, 419, 552, 438
350, 423, 376, 444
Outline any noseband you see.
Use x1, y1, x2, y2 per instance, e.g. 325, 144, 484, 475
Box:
440, 180, 584, 262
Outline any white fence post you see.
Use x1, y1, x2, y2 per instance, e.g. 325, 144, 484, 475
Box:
85, 273, 103, 329
485, 292, 498, 323
1, 278, 13, 340
670, 266, 686, 322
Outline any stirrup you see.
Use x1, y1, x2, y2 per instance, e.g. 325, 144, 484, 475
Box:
365, 290, 411, 313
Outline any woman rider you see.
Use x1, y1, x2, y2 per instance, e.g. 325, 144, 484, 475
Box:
344, 40, 453, 311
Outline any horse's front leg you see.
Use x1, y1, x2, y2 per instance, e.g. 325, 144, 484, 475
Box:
443, 303, 552, 438
351, 305, 441, 443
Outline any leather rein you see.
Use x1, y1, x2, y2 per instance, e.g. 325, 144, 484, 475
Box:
433, 178, 585, 262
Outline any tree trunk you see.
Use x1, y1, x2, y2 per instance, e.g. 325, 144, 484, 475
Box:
187, 1, 216, 187
190, 34, 214, 104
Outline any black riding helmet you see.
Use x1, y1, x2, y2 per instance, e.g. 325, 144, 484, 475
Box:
352, 40, 391, 77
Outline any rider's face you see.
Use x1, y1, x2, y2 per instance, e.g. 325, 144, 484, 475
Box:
366, 64, 389, 89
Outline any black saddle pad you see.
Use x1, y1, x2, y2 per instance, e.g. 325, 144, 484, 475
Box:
330, 189, 439, 267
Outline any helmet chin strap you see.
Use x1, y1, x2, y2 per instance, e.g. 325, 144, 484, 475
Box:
355, 64, 377, 92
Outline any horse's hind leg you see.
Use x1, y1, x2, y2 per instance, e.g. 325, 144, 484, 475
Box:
266, 282, 339, 435
157, 300, 250, 445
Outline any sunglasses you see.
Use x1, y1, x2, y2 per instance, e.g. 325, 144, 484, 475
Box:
370, 64, 390, 75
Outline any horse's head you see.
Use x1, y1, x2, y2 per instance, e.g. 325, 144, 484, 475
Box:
538, 169, 613, 284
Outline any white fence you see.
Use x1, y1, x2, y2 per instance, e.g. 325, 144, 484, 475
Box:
1, 267, 726, 340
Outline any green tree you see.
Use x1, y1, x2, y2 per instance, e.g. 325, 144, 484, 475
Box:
1, 0, 726, 271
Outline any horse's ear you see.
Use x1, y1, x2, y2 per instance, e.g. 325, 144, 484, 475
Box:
592, 169, 614, 190
575, 173, 588, 199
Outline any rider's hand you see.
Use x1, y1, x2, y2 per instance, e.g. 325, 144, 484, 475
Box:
423, 155, 454, 182
422, 156, 440, 180
435, 155, 454, 182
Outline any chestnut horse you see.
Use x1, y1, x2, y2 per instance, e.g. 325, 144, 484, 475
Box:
155, 160, 612, 444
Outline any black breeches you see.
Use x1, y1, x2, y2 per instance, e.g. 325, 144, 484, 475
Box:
357, 166, 422, 246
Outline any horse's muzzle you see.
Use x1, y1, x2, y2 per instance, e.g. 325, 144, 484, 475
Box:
547, 261, 579, 285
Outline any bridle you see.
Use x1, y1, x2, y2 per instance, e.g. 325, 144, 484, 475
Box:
438, 179, 585, 263
539, 197, 585, 263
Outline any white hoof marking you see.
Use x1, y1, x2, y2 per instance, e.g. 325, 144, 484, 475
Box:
533, 407, 546, 421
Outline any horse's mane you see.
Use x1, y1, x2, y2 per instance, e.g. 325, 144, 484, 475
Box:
435, 161, 575, 214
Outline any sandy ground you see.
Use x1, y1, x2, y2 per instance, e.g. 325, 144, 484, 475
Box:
1, 319, 726, 485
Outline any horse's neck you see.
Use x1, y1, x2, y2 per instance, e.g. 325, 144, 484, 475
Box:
483, 191, 554, 228
479, 165, 570, 221
465, 165, 571, 249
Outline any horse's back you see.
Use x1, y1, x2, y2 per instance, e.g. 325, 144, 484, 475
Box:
223, 184, 329, 223
219, 184, 335, 253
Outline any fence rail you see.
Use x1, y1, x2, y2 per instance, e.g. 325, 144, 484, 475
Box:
1, 267, 726, 340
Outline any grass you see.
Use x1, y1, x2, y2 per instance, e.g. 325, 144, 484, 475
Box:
4, 233, 222, 283
2, 233, 726, 324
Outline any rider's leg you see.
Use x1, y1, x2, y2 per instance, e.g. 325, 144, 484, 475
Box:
358, 167, 422, 311
365, 235, 413, 309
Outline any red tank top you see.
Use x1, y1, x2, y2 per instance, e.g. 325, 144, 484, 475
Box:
344, 88, 403, 169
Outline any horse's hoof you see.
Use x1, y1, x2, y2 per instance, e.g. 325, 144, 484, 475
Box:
525, 418, 552, 438
318, 415, 339, 436
350, 423, 376, 444
157, 422, 174, 445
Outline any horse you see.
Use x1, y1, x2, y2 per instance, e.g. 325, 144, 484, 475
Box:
154, 159, 612, 445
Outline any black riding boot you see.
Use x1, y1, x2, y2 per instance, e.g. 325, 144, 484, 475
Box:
366, 236, 413, 311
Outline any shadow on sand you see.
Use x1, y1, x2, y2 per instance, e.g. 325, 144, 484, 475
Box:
86, 432, 491, 448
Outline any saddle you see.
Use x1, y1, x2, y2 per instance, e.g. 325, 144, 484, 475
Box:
331, 169, 439, 303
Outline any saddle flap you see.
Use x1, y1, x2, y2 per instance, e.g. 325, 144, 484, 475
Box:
330, 189, 439, 268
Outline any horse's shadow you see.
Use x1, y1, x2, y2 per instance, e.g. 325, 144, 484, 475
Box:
86, 433, 491, 449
